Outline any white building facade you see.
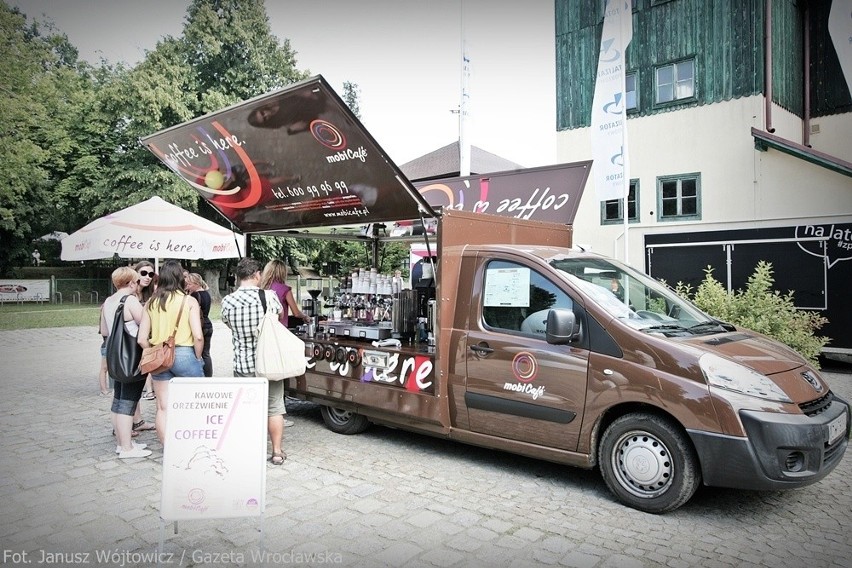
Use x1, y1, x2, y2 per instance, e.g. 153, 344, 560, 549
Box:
555, 0, 852, 357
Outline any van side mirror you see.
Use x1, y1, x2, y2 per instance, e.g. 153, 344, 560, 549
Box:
546, 309, 578, 345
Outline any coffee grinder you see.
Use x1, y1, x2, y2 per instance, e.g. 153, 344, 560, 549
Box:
302, 288, 322, 337
413, 256, 436, 342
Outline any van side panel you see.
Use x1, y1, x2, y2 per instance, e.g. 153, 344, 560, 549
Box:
578, 352, 722, 455
444, 245, 474, 431
438, 210, 574, 433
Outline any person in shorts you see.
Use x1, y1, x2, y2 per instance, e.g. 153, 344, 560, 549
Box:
100, 267, 149, 458
221, 257, 288, 465
137, 260, 204, 445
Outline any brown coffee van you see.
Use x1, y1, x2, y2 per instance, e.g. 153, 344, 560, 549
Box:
143, 76, 850, 513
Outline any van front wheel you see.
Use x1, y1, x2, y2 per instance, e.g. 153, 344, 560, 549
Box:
599, 413, 700, 513
320, 405, 370, 435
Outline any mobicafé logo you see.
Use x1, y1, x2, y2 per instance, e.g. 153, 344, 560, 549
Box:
503, 382, 546, 400
310, 119, 346, 150
504, 351, 546, 400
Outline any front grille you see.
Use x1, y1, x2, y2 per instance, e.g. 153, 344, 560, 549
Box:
799, 391, 834, 417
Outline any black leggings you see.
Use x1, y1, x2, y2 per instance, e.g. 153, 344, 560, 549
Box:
201, 326, 213, 377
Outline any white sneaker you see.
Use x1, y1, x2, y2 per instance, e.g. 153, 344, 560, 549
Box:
115, 442, 148, 454
118, 446, 152, 459
283, 419, 294, 427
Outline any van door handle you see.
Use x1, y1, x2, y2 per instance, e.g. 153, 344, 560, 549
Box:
469, 343, 494, 355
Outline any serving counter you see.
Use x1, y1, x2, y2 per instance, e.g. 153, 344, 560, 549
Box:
290, 332, 437, 396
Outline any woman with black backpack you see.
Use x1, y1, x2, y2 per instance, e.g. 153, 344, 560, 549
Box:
100, 266, 150, 459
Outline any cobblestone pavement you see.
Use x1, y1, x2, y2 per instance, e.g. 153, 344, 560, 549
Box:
0, 324, 849, 568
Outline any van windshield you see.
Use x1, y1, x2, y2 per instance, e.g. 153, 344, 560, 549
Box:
549, 257, 727, 336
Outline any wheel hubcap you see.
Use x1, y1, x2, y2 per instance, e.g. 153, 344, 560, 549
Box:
611, 430, 673, 498
328, 408, 352, 424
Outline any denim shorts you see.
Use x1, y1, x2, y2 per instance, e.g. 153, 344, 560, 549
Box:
111, 380, 145, 415
151, 346, 204, 381
100, 337, 107, 357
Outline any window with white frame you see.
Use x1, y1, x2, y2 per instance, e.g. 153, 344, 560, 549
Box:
655, 59, 695, 104
625, 73, 638, 110
657, 174, 701, 221
601, 180, 639, 224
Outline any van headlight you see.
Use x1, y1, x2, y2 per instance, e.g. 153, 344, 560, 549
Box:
699, 353, 792, 403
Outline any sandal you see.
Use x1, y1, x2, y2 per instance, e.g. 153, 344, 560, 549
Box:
269, 452, 286, 465
133, 420, 156, 432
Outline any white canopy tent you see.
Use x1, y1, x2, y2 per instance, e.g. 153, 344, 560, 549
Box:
61, 196, 245, 269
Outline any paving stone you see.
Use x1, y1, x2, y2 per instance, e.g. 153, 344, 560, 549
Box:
514, 526, 544, 542
561, 550, 601, 568
465, 525, 498, 542
372, 542, 422, 565
598, 554, 645, 568
419, 548, 466, 567
406, 510, 444, 528
0, 325, 850, 567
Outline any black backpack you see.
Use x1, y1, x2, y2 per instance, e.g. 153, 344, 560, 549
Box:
105, 295, 144, 383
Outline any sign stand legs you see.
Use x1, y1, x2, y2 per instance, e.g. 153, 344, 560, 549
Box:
259, 513, 265, 558
157, 519, 179, 567
156, 515, 263, 563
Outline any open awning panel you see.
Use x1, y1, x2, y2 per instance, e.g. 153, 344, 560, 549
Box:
141, 76, 434, 233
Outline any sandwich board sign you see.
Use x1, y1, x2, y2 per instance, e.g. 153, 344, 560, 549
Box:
160, 377, 267, 521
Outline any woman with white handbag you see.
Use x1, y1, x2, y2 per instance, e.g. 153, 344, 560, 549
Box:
260, 259, 310, 428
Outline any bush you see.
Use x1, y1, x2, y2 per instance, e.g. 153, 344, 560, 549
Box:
674, 261, 829, 367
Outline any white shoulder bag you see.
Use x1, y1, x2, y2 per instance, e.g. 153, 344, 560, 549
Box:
255, 290, 306, 380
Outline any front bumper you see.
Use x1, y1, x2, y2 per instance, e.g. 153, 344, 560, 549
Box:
687, 393, 850, 491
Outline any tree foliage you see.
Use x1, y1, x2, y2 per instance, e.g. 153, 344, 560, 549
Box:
2, 0, 311, 274
342, 81, 362, 119
3, 0, 381, 281
0, 4, 91, 271
87, 0, 310, 219
674, 262, 830, 367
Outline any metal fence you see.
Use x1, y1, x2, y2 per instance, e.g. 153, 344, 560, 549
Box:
53, 278, 112, 304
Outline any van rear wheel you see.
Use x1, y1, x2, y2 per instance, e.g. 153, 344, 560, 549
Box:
320, 405, 370, 435
599, 413, 700, 513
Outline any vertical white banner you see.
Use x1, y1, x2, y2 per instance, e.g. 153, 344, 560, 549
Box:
829, 0, 852, 97
591, 0, 633, 202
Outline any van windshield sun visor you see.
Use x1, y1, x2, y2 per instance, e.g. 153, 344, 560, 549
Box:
140, 75, 435, 233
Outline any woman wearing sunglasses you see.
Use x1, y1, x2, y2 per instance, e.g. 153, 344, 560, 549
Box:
137, 260, 205, 445
129, 261, 158, 436
134, 261, 157, 304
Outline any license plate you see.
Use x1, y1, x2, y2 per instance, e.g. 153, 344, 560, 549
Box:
827, 413, 847, 445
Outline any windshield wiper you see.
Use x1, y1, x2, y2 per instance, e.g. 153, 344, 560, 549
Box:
688, 320, 736, 333
641, 324, 689, 333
